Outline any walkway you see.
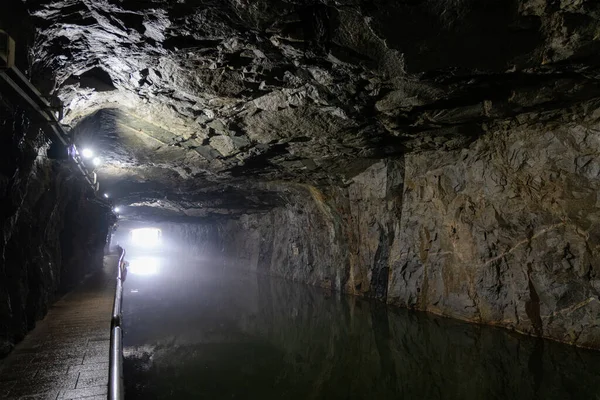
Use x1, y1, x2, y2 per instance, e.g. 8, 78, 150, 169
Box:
0, 255, 118, 399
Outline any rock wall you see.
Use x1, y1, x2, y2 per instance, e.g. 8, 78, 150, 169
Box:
0, 100, 112, 357
391, 109, 600, 349
215, 110, 600, 348
217, 159, 403, 297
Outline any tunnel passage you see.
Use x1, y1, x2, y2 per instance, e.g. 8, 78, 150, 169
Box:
1, 0, 600, 398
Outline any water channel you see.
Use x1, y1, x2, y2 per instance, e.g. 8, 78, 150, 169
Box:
121, 251, 600, 400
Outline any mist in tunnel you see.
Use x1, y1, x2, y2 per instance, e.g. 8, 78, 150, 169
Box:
118, 240, 600, 400
2, 0, 600, 398
108, 219, 600, 400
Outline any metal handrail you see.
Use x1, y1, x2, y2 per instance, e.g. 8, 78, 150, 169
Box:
109, 248, 127, 400
110, 326, 123, 400
0, 31, 99, 193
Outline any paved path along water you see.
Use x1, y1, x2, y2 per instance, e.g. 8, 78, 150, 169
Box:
0, 256, 117, 400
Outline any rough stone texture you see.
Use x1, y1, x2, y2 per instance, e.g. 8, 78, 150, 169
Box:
0, 5, 114, 358
6, 0, 600, 348
0, 97, 113, 358
15, 0, 600, 219
216, 160, 403, 300
390, 105, 600, 349
213, 109, 600, 348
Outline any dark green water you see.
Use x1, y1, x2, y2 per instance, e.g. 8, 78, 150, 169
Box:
122, 254, 600, 400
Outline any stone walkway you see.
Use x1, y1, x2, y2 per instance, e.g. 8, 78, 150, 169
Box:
0, 255, 118, 399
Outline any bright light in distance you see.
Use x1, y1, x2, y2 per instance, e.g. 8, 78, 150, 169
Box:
104, 193, 109, 198
128, 257, 159, 276
92, 157, 101, 167
130, 228, 161, 247
81, 148, 94, 159
113, 207, 121, 213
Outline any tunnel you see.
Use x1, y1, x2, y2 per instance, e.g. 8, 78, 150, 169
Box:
1, 0, 600, 399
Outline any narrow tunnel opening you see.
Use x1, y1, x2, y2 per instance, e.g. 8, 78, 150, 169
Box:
128, 227, 162, 248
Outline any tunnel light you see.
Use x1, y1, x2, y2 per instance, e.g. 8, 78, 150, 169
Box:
104, 193, 109, 198
81, 148, 94, 159
130, 228, 161, 247
113, 207, 121, 213
92, 157, 102, 167
128, 257, 159, 276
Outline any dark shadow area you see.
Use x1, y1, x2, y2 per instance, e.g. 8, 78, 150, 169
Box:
365, 0, 542, 72
74, 67, 116, 92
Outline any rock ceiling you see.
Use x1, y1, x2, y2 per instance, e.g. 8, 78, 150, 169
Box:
24, 0, 600, 219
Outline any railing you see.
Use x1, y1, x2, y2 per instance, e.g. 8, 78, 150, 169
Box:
109, 248, 127, 400
0, 30, 99, 193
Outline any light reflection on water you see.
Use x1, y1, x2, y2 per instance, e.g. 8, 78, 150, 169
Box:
121, 252, 600, 400
127, 257, 160, 276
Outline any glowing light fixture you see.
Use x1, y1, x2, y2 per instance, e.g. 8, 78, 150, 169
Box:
104, 193, 109, 198
113, 207, 121, 213
130, 228, 162, 247
81, 148, 94, 159
128, 257, 160, 275
92, 157, 101, 167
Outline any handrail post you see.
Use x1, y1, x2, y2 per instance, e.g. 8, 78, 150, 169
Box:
109, 247, 126, 400
109, 326, 123, 400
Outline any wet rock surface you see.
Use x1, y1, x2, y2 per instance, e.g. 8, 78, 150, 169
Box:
4, 0, 600, 347
0, 96, 113, 357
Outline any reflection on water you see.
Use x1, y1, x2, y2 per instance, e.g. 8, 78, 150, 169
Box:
127, 257, 160, 276
122, 253, 600, 400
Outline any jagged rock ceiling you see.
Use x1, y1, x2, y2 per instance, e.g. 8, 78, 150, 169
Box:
25, 0, 600, 219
